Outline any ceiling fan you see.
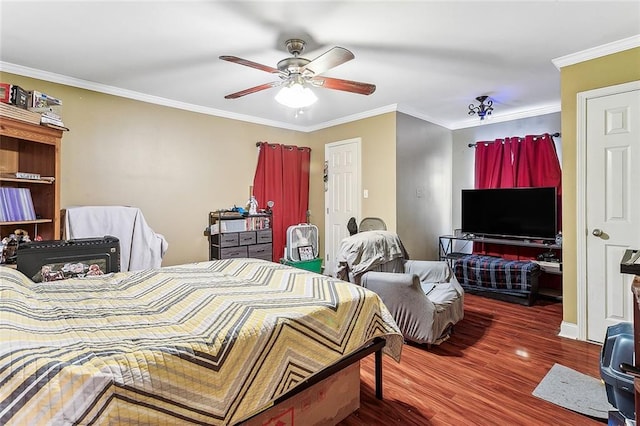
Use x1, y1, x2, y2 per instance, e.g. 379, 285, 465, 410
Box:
219, 39, 376, 107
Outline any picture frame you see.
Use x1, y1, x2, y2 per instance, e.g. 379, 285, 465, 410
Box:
297, 245, 315, 261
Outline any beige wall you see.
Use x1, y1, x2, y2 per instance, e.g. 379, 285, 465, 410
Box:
307, 113, 397, 257
559, 47, 640, 324
1, 73, 307, 266
1, 73, 397, 267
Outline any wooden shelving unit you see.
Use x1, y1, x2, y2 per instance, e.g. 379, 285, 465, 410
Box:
0, 115, 64, 240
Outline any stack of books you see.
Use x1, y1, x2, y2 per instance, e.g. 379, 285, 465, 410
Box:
28, 90, 65, 128
0, 187, 36, 222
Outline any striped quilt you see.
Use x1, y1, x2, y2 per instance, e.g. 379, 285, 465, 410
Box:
0, 259, 403, 425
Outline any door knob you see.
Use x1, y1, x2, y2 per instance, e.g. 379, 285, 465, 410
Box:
592, 228, 603, 237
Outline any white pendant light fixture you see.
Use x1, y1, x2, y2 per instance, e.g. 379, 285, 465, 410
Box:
275, 75, 318, 109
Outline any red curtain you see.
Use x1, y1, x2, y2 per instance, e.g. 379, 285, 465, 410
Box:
475, 137, 531, 189
475, 133, 561, 192
473, 133, 562, 256
474, 139, 504, 189
514, 133, 562, 231
515, 134, 562, 193
253, 142, 311, 262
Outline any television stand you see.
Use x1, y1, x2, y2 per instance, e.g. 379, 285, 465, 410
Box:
439, 234, 561, 259
439, 234, 562, 302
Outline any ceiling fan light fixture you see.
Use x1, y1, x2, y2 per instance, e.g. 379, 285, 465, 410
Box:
275, 81, 318, 109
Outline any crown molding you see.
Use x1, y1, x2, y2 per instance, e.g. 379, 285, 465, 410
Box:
0, 62, 309, 132
395, 104, 452, 129
0, 59, 397, 132
304, 104, 398, 132
1, 61, 562, 133
449, 103, 561, 130
552, 34, 640, 69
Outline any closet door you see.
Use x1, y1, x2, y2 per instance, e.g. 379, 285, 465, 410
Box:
583, 84, 640, 343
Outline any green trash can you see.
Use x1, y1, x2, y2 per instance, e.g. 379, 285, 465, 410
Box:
280, 258, 323, 274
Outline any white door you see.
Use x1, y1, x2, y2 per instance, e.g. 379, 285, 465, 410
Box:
584, 86, 640, 343
324, 138, 361, 276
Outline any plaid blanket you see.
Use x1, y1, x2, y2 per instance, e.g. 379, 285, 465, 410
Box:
454, 255, 540, 292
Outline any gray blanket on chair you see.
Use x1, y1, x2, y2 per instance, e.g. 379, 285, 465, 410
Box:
335, 231, 408, 280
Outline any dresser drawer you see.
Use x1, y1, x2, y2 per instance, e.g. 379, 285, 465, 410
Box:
212, 233, 239, 247
248, 243, 272, 261
256, 229, 272, 244
219, 246, 248, 259
238, 231, 257, 246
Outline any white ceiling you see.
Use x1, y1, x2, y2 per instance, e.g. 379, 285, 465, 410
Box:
1, 1, 639, 131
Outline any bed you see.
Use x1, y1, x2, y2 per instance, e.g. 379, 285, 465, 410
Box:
0, 258, 403, 425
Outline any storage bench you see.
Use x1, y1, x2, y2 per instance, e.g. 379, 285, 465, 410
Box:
453, 255, 540, 305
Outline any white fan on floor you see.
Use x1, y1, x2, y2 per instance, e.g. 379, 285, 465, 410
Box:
285, 224, 318, 261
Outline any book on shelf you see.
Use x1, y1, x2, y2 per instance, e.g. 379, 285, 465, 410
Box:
0, 102, 41, 124
1, 171, 41, 180
39, 114, 65, 127
0, 187, 36, 222
28, 105, 62, 117
0, 172, 54, 182
16, 171, 40, 180
41, 123, 69, 132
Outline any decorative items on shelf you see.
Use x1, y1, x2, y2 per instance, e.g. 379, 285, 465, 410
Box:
1, 229, 32, 264
248, 195, 258, 215
555, 232, 563, 246
0, 82, 65, 128
208, 209, 271, 235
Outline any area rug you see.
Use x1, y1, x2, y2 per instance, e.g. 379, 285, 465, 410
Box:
532, 363, 613, 420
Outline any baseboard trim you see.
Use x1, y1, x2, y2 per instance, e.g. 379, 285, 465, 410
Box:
558, 321, 579, 340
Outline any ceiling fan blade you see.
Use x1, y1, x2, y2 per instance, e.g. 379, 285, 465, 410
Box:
302, 47, 354, 76
311, 77, 376, 95
219, 55, 281, 74
224, 81, 283, 99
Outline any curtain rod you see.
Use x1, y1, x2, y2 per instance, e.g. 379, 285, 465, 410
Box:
256, 142, 311, 152
468, 132, 561, 148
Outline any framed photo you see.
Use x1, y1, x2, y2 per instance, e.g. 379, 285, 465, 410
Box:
297, 245, 315, 261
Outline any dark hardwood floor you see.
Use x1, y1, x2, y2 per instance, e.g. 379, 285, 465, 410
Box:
339, 294, 604, 425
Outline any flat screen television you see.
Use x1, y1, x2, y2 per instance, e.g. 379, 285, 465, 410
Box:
461, 187, 557, 240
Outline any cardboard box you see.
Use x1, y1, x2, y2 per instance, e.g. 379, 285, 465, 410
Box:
0, 83, 10, 103
28, 90, 62, 108
241, 361, 360, 426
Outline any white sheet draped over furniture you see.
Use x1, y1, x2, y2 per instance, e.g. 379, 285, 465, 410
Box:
336, 230, 464, 345
63, 205, 168, 271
